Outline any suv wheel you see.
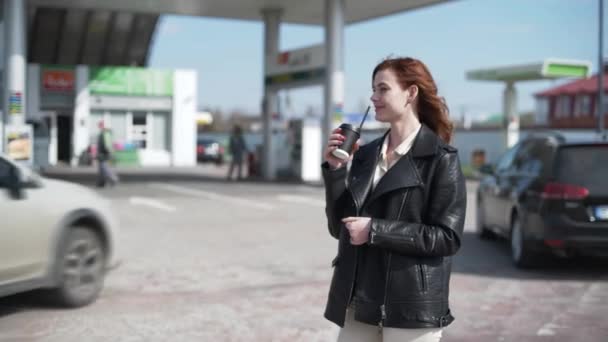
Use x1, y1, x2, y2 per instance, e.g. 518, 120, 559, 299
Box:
510, 215, 537, 268
49, 227, 106, 307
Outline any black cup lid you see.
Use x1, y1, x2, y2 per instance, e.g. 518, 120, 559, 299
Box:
339, 123, 358, 132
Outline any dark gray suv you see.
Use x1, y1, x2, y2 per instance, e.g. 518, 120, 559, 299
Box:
476, 132, 608, 267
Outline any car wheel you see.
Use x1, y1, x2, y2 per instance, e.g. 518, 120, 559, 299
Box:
510, 215, 537, 268
50, 227, 106, 307
476, 196, 494, 239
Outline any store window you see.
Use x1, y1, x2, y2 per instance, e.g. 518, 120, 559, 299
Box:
574, 95, 591, 117
555, 95, 571, 118
109, 111, 127, 143
151, 112, 169, 150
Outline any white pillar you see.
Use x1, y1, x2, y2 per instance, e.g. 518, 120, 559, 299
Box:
598, 0, 605, 138
503, 82, 519, 148
3, 0, 26, 130
49, 112, 58, 165
72, 65, 90, 166
1, 3, 5, 153
171, 70, 197, 166
261, 8, 282, 180
324, 0, 345, 161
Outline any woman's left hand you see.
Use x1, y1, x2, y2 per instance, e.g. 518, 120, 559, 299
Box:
342, 217, 371, 245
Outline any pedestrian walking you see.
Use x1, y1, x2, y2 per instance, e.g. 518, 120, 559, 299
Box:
322, 57, 467, 342
96, 121, 119, 188
227, 125, 248, 180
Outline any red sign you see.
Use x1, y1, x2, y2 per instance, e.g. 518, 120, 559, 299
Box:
42, 70, 74, 92
277, 52, 290, 65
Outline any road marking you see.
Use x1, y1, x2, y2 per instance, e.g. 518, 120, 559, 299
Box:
277, 194, 325, 208
149, 183, 274, 211
129, 196, 177, 212
536, 322, 559, 336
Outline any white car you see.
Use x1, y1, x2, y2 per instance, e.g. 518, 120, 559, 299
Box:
0, 154, 119, 307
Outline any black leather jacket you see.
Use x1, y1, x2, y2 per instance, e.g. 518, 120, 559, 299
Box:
322, 125, 466, 329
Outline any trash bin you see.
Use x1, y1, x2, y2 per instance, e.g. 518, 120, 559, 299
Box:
472, 149, 486, 169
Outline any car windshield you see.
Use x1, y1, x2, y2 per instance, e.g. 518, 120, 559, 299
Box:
197, 138, 217, 145
555, 145, 608, 194
18, 162, 43, 184
0, 155, 42, 185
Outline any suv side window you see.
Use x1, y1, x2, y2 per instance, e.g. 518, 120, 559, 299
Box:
514, 139, 555, 177
495, 143, 521, 173
512, 141, 536, 174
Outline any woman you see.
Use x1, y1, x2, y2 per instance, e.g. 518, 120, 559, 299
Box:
322, 57, 466, 342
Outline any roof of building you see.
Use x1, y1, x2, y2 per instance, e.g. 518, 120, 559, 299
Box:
535, 71, 608, 97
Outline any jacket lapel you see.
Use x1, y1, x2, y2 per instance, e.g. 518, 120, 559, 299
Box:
347, 137, 382, 210
367, 153, 421, 205
347, 124, 442, 209
366, 124, 440, 205
410, 124, 439, 158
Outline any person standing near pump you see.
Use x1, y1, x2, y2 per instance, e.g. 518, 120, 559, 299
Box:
227, 125, 248, 181
322, 57, 466, 342
96, 120, 119, 188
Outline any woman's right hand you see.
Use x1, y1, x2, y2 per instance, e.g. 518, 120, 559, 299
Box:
324, 128, 360, 170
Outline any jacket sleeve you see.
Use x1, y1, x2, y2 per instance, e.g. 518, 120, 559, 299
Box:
368, 151, 467, 257
322, 162, 349, 240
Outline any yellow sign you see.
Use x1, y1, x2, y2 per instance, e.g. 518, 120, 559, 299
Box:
195, 112, 213, 125
6, 125, 33, 162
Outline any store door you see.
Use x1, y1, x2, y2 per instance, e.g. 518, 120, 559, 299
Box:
131, 111, 148, 149
57, 115, 72, 164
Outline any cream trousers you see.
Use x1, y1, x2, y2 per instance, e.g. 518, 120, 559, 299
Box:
337, 309, 443, 342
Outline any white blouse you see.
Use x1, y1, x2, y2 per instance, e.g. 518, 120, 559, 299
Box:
372, 124, 422, 191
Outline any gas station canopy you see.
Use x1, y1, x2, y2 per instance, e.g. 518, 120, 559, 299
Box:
26, 6, 158, 66
466, 59, 592, 82
12, 0, 452, 179
465, 58, 592, 149
30, 0, 448, 26
25, 0, 449, 67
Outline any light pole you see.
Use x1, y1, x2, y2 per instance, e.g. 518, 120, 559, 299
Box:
598, 0, 605, 139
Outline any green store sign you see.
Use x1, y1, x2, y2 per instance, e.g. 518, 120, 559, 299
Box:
89, 67, 173, 96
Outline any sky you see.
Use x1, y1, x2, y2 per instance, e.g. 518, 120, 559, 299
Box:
148, 0, 607, 121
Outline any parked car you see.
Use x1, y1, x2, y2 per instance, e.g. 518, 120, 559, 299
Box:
476, 132, 608, 268
196, 138, 224, 165
0, 154, 119, 307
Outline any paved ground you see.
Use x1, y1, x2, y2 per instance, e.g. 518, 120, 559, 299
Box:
1, 172, 607, 341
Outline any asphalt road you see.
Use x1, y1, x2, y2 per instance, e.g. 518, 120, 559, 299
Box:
1, 179, 607, 341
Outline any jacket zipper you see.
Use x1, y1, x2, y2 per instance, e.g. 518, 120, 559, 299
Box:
417, 263, 427, 293
378, 253, 391, 333
347, 191, 362, 306
378, 190, 409, 331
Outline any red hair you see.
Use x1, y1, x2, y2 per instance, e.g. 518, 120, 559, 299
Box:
372, 57, 453, 143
